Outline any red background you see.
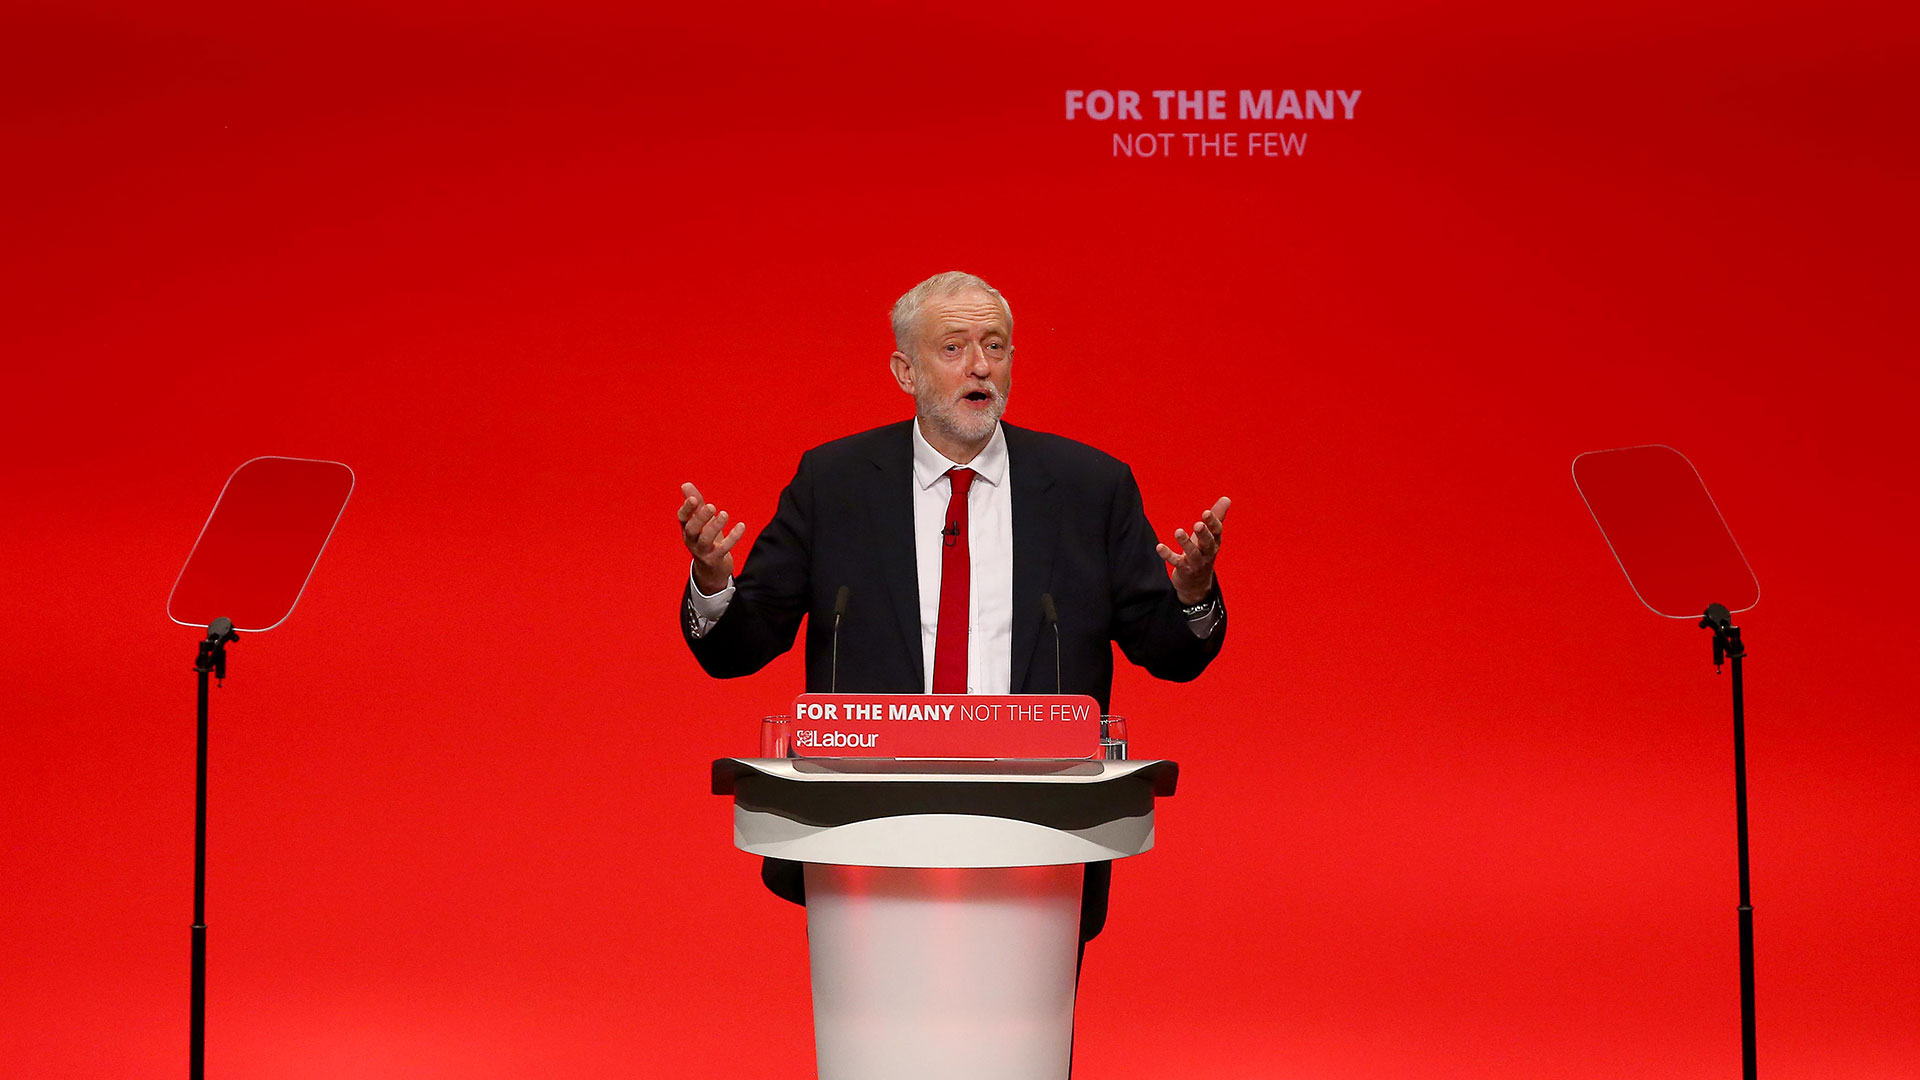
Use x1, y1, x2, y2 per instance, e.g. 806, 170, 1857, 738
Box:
3, 1, 1914, 1076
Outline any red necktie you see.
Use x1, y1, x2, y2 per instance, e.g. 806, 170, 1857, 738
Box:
932, 467, 974, 693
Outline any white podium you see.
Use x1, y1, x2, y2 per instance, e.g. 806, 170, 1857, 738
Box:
711, 757, 1179, 1080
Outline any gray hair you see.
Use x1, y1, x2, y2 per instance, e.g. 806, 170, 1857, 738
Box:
889, 271, 1013, 353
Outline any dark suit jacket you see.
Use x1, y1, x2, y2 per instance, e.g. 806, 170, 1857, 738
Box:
681, 420, 1224, 712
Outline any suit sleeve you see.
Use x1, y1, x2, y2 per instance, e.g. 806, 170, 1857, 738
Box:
681, 453, 815, 678
1106, 465, 1226, 682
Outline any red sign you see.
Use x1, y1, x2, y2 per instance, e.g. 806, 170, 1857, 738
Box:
786, 694, 1102, 759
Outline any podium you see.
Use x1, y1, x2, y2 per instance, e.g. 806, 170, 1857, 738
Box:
711, 756, 1178, 1080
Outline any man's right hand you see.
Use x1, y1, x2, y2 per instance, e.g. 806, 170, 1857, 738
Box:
679, 482, 746, 595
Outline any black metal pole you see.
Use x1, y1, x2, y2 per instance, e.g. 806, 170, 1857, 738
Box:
1730, 629, 1756, 1080
191, 659, 208, 1080
190, 619, 232, 1080
1702, 604, 1756, 1080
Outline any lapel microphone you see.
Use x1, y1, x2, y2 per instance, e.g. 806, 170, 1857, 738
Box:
831, 586, 850, 693
1040, 593, 1061, 694
942, 520, 960, 547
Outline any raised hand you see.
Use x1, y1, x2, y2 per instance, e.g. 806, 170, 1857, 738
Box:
678, 482, 746, 595
1156, 496, 1231, 605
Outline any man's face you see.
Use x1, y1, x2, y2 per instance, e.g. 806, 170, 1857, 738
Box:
890, 288, 1013, 447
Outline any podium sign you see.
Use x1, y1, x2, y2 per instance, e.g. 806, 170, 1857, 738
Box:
789, 694, 1101, 759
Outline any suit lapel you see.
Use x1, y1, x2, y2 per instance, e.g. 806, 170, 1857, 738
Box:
1007, 424, 1060, 693
866, 422, 924, 684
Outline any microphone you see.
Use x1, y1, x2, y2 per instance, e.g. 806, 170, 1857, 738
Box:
831, 586, 850, 692
1040, 593, 1061, 694
942, 521, 961, 547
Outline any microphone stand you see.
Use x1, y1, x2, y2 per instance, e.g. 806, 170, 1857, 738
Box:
191, 618, 237, 1080
1699, 603, 1756, 1080
1040, 593, 1061, 694
830, 586, 849, 695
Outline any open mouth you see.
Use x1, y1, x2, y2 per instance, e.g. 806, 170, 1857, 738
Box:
962, 390, 993, 405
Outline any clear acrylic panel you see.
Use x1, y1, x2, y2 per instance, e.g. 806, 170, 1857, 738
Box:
167, 457, 355, 632
1572, 444, 1759, 620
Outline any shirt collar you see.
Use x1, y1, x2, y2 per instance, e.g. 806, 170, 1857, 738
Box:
911, 420, 1008, 491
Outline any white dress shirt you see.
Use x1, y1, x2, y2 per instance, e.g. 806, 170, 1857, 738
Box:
685, 419, 1217, 687
910, 421, 1014, 693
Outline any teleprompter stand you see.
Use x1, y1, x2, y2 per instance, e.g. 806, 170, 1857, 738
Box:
1700, 602, 1756, 1080
168, 455, 354, 1078
1573, 444, 1765, 1077
190, 618, 237, 1080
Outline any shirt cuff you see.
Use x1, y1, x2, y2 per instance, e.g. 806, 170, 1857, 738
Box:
685, 565, 736, 639
1181, 586, 1222, 639
1186, 602, 1221, 639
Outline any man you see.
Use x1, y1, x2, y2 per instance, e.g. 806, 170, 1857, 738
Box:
675, 271, 1230, 938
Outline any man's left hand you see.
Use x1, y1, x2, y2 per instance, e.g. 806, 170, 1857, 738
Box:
1158, 496, 1231, 605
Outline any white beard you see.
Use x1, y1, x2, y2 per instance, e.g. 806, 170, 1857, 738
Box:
916, 383, 1006, 446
